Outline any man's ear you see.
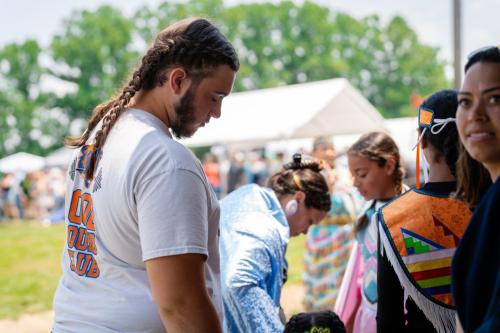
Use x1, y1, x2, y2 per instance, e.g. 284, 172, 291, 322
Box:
385, 157, 397, 176
168, 67, 189, 95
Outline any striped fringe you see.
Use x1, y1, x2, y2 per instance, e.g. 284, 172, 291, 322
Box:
378, 222, 456, 333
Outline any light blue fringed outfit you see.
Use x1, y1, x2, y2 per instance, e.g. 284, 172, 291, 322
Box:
219, 184, 289, 333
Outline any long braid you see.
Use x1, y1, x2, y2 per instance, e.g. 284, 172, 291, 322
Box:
65, 99, 115, 148
83, 42, 177, 180
64, 17, 239, 180
84, 79, 140, 179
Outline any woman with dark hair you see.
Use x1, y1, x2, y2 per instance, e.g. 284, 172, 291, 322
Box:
376, 90, 472, 333
452, 46, 500, 332
219, 154, 331, 333
52, 17, 239, 333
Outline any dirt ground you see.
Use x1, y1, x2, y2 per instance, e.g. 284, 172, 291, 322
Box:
0, 310, 54, 333
0, 284, 305, 333
281, 283, 306, 317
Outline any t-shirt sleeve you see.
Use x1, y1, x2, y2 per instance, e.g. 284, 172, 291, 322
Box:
135, 168, 209, 261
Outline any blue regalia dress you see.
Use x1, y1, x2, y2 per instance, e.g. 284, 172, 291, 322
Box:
219, 184, 289, 333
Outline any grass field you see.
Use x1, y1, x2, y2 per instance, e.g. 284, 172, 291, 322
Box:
0, 221, 66, 319
0, 221, 306, 320
285, 234, 306, 284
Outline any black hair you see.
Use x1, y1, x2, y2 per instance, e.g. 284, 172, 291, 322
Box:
419, 89, 459, 176
284, 310, 346, 333
464, 46, 500, 73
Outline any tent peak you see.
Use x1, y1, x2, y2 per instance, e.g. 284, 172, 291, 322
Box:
230, 78, 349, 97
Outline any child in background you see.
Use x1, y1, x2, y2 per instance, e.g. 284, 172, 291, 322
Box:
335, 132, 406, 333
284, 310, 346, 333
377, 90, 472, 333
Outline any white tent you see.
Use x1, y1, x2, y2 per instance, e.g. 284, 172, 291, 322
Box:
384, 117, 419, 162
182, 78, 386, 147
0, 152, 45, 173
45, 147, 75, 168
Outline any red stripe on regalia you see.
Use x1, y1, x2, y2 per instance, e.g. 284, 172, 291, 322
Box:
410, 266, 451, 280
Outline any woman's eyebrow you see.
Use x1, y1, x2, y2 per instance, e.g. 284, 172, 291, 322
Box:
458, 86, 500, 95
482, 86, 500, 94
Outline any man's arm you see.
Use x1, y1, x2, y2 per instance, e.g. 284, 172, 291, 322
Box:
146, 253, 222, 333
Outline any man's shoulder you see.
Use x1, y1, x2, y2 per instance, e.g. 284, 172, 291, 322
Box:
108, 112, 203, 180
120, 113, 200, 169
132, 135, 203, 181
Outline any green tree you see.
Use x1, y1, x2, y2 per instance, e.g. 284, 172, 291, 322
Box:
134, 0, 225, 44
220, 1, 449, 117
0, 0, 451, 158
373, 16, 449, 116
135, 0, 344, 90
137, 0, 448, 117
0, 40, 59, 157
222, 1, 343, 90
49, 5, 139, 122
49, 0, 448, 128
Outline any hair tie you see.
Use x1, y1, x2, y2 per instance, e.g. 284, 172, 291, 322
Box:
293, 173, 303, 190
310, 326, 331, 333
412, 106, 456, 150
413, 106, 456, 189
430, 117, 455, 134
292, 153, 302, 168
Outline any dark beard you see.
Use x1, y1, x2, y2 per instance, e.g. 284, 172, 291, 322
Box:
171, 85, 197, 139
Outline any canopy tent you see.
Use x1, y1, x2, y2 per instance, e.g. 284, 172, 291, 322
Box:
384, 117, 418, 162
0, 152, 45, 173
45, 147, 75, 168
182, 78, 386, 148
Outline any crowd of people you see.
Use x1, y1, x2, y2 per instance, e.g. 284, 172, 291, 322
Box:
7, 16, 494, 333
0, 167, 66, 223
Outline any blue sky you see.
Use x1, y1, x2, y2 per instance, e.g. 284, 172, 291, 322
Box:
0, 0, 498, 77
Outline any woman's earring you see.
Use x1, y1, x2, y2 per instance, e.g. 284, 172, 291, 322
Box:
285, 199, 298, 217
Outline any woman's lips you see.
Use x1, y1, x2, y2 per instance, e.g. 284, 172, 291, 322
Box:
467, 131, 495, 143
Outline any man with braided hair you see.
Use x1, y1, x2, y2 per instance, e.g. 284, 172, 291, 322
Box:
52, 18, 239, 333
219, 154, 331, 332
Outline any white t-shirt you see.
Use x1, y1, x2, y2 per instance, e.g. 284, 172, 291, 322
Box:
52, 109, 222, 333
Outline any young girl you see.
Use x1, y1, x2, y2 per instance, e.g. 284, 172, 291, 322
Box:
452, 46, 500, 332
284, 310, 346, 333
377, 90, 472, 333
335, 132, 406, 333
